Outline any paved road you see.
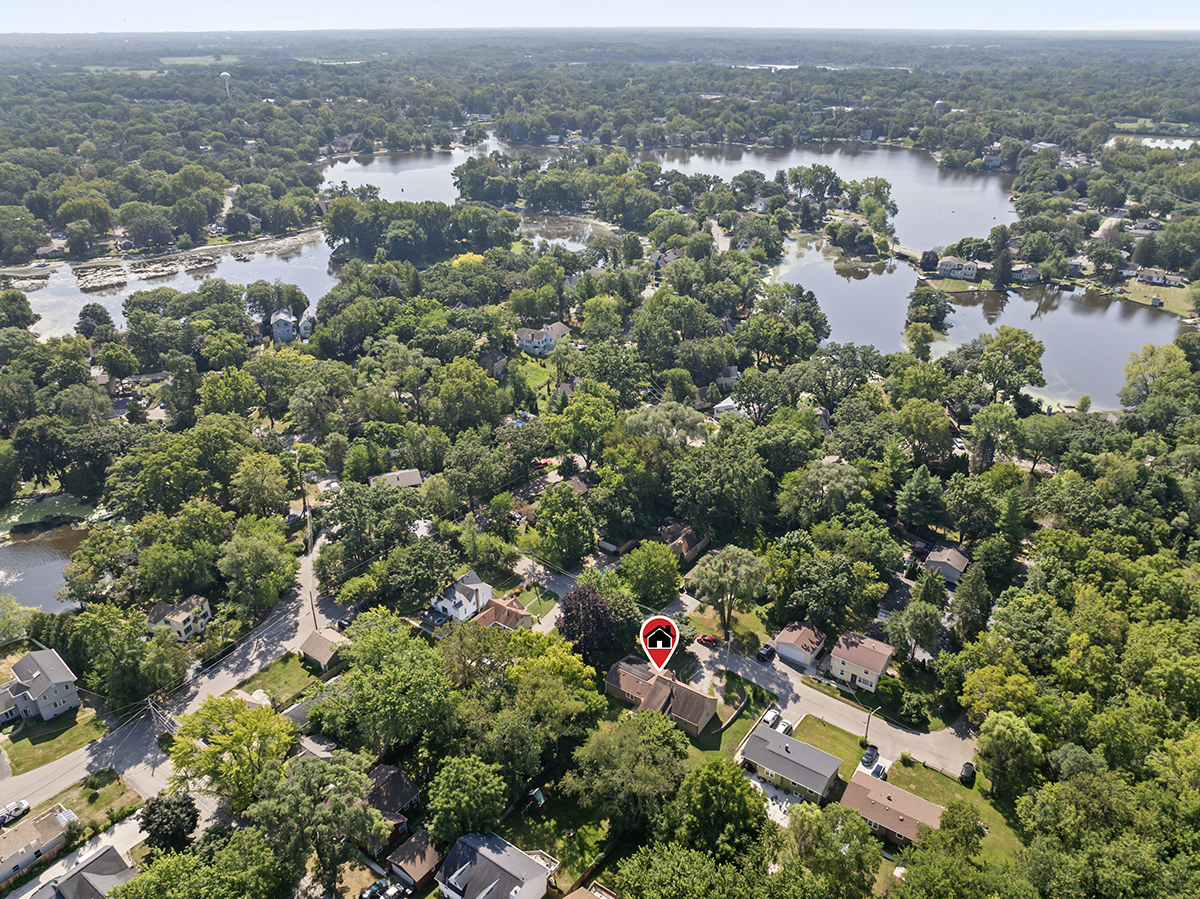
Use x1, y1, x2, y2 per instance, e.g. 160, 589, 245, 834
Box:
688, 643, 976, 773
1, 535, 343, 809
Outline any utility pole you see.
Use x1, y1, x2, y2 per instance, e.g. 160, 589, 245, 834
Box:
309, 591, 318, 629
865, 705, 882, 743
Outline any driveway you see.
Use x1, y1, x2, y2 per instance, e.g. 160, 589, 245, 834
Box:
688, 644, 976, 773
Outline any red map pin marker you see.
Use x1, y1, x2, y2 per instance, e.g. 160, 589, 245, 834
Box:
640, 616, 679, 671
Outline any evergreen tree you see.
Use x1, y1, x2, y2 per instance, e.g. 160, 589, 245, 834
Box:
896, 464, 943, 532
950, 563, 991, 644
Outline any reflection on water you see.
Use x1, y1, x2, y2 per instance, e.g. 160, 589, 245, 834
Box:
0, 494, 101, 612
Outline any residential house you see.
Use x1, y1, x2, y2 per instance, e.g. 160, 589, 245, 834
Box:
657, 520, 709, 563
923, 541, 969, 585
477, 350, 508, 379
228, 688, 272, 710
367, 764, 422, 855
774, 622, 827, 669
298, 628, 349, 673
1118, 258, 1141, 278
436, 833, 549, 899
712, 395, 746, 418
515, 322, 571, 357
750, 197, 770, 214
388, 830, 443, 891
0, 805, 73, 889
370, 469, 424, 489
716, 365, 740, 389
1137, 267, 1170, 285
298, 305, 318, 339
433, 571, 493, 622
605, 655, 717, 735
271, 308, 296, 342
146, 594, 212, 642
474, 594, 533, 631
937, 256, 978, 280
839, 770, 944, 846
739, 724, 841, 803
1012, 265, 1040, 283
29, 844, 136, 899
1067, 256, 1086, 277
0, 650, 80, 723
294, 734, 338, 761
829, 633, 894, 693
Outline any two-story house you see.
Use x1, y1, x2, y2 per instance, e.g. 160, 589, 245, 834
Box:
437, 833, 549, 899
937, 255, 978, 280
0, 650, 80, 723
515, 322, 570, 357
146, 595, 212, 642
0, 805, 73, 889
829, 632, 894, 693
298, 305, 318, 339
271, 308, 296, 342
433, 571, 493, 622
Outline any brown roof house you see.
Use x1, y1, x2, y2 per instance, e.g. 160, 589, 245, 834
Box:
829, 632, 894, 693
657, 520, 709, 563
299, 628, 349, 673
370, 468, 424, 489
388, 829, 443, 890
924, 541, 969, 585
774, 622, 827, 669
367, 764, 422, 856
477, 350, 508, 379
840, 770, 944, 846
0, 804, 74, 889
474, 594, 533, 631
739, 723, 841, 803
605, 655, 717, 735
146, 594, 212, 642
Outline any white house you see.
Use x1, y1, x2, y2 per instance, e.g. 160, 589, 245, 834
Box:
299, 305, 318, 339
271, 308, 296, 342
712, 395, 746, 418
1012, 265, 1040, 283
515, 322, 571, 356
937, 255, 978, 280
0, 804, 72, 889
0, 650, 80, 723
370, 469, 424, 489
436, 833, 549, 899
433, 571, 493, 622
829, 632, 894, 693
715, 365, 740, 390
774, 622, 827, 668
146, 594, 212, 642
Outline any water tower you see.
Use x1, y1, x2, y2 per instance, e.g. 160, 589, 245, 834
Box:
934, 99, 945, 124
220, 72, 232, 99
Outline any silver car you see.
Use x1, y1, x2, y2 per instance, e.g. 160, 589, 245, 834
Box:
774, 718, 794, 736
0, 800, 29, 825
762, 708, 781, 729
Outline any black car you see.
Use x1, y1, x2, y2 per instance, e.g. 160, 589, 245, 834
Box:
861, 744, 879, 767
755, 645, 775, 663
959, 762, 976, 787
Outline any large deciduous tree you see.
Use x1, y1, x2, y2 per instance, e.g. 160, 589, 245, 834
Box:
620, 541, 682, 609
427, 755, 508, 845
656, 757, 770, 865
689, 546, 768, 637
535, 481, 596, 569
137, 792, 199, 853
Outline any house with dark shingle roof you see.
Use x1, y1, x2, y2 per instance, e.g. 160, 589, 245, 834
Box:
436, 833, 549, 899
605, 655, 717, 735
298, 628, 349, 673
29, 845, 136, 899
774, 622, 826, 668
366, 764, 422, 856
0, 649, 79, 723
840, 769, 944, 845
740, 723, 841, 802
389, 829, 443, 890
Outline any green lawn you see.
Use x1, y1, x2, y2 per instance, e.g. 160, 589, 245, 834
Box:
236, 653, 319, 705
874, 858, 897, 896
789, 716, 864, 782
2, 705, 108, 775
687, 671, 776, 766
0, 640, 36, 682
28, 768, 141, 837
524, 588, 558, 620
496, 791, 611, 890
885, 761, 1021, 864
689, 605, 770, 652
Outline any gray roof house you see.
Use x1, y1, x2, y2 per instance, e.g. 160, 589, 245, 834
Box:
436, 833, 549, 899
924, 542, 969, 584
30, 845, 136, 899
740, 723, 841, 803
0, 649, 80, 723
433, 571, 493, 622
271, 308, 296, 342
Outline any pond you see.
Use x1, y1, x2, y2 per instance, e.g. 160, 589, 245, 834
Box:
0, 495, 97, 613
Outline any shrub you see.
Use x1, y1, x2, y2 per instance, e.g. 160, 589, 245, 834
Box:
900, 691, 930, 727
900, 750, 914, 767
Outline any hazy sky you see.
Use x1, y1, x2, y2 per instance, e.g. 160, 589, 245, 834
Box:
3, 0, 1198, 34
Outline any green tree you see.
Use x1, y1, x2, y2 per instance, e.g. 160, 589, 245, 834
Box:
110, 828, 289, 899
968, 403, 1020, 472
895, 398, 953, 464
0, 593, 33, 643
614, 843, 739, 899
562, 710, 690, 832
906, 286, 955, 331
249, 752, 389, 893
231, 453, 290, 518
427, 755, 508, 845
169, 695, 296, 813
690, 546, 768, 636
556, 583, 617, 667
783, 802, 880, 899
978, 326, 1046, 403
384, 537, 457, 608
549, 379, 618, 468
1020, 414, 1073, 474
656, 757, 770, 865
536, 481, 596, 569
950, 563, 992, 644
218, 516, 299, 611
137, 792, 199, 853
97, 342, 139, 383
896, 464, 943, 532
199, 367, 263, 416
620, 541, 682, 608
976, 710, 1044, 796
887, 600, 943, 659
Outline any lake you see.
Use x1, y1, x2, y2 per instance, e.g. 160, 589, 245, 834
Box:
0, 495, 96, 613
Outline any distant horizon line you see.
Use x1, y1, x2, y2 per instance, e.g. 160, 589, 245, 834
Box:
2, 26, 1200, 37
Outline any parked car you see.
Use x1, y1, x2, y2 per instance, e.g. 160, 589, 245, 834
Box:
762, 708, 781, 729
953, 437, 966, 451
0, 800, 29, 825
698, 634, 720, 648
959, 762, 976, 787
361, 879, 390, 899
756, 645, 776, 663
774, 718, 793, 736
532, 459, 552, 470
871, 763, 888, 780
861, 745, 879, 767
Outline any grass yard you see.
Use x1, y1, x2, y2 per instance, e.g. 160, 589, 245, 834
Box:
481, 570, 524, 593
236, 652, 319, 705
1115, 280, 1195, 316
0, 639, 36, 682
2, 705, 108, 775
790, 716, 864, 782
496, 792, 611, 889
327, 854, 384, 899
689, 605, 770, 651
687, 671, 776, 766
523, 588, 558, 620
28, 768, 141, 836
874, 858, 897, 896
885, 761, 1021, 865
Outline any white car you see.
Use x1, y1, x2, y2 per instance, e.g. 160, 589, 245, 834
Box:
774, 718, 794, 736
762, 708, 781, 729
0, 800, 29, 825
